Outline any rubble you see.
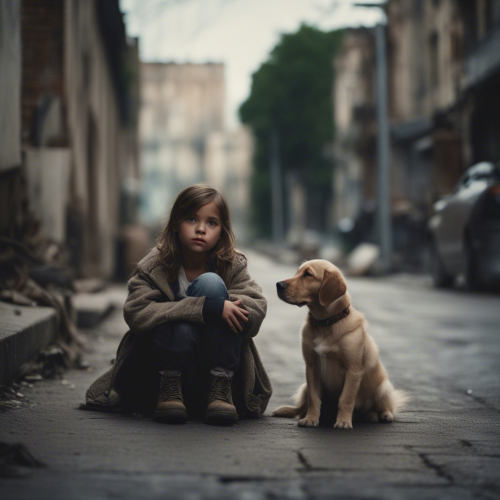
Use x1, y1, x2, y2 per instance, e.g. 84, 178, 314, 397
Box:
0, 442, 44, 478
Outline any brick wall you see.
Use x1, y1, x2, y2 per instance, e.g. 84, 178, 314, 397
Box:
21, 0, 64, 146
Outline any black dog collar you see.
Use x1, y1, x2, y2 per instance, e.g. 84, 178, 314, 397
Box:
310, 307, 350, 327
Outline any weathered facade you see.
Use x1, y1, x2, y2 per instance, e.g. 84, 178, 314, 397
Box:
0, 0, 140, 278
333, 0, 500, 269
0, 1, 22, 173
333, 28, 376, 222
140, 62, 252, 238
140, 63, 225, 226
388, 0, 465, 211
205, 126, 254, 243
458, 0, 500, 165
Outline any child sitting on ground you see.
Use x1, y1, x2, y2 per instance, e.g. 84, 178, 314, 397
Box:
86, 184, 272, 425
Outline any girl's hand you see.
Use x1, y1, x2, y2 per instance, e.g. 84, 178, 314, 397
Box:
222, 299, 250, 333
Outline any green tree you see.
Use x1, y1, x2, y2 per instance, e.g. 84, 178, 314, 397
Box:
239, 24, 343, 238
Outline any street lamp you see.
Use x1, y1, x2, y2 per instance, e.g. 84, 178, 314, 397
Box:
354, 2, 392, 273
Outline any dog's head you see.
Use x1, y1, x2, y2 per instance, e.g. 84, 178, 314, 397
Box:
276, 260, 347, 307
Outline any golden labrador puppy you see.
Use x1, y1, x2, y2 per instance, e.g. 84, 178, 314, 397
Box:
273, 260, 408, 429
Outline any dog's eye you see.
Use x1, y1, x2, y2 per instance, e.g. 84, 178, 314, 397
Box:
303, 271, 313, 277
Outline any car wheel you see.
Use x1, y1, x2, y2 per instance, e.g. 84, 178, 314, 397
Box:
465, 238, 483, 292
431, 242, 454, 288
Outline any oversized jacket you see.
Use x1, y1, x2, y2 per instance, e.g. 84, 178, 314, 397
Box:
85, 247, 272, 417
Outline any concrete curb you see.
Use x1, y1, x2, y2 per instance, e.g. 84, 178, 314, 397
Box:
0, 302, 57, 386
73, 292, 115, 328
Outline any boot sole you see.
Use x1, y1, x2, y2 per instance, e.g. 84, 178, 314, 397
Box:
153, 409, 187, 424
205, 411, 239, 426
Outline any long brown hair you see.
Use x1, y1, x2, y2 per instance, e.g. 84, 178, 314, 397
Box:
156, 184, 236, 281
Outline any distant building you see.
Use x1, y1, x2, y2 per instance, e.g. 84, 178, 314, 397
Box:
140, 62, 252, 238
205, 126, 253, 243
0, 0, 140, 278
332, 0, 500, 269
140, 62, 225, 225
388, 0, 464, 211
458, 0, 500, 164
333, 28, 376, 222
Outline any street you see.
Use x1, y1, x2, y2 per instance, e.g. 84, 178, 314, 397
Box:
1, 249, 500, 500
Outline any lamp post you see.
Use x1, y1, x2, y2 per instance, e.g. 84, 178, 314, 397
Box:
354, 2, 392, 273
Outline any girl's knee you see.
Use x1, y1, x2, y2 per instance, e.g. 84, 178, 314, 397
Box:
173, 321, 199, 338
188, 272, 228, 299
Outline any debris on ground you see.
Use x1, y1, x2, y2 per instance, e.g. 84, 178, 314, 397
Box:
0, 442, 45, 477
0, 384, 31, 412
0, 236, 86, 377
346, 243, 380, 276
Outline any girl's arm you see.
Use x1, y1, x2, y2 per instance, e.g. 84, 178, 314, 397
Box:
227, 256, 267, 339
123, 270, 205, 334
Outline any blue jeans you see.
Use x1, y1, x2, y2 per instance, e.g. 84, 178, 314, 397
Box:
148, 273, 242, 374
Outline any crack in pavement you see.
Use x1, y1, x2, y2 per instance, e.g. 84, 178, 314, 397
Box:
296, 451, 312, 471
418, 453, 454, 483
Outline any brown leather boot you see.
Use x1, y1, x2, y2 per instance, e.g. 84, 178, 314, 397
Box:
153, 370, 187, 424
205, 370, 239, 425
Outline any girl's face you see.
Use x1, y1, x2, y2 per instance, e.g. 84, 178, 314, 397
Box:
178, 201, 222, 257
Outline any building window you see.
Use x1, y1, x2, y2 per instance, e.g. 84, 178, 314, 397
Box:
450, 31, 463, 63
429, 32, 439, 87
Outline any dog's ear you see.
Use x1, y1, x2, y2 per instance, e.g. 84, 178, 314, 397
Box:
319, 270, 347, 306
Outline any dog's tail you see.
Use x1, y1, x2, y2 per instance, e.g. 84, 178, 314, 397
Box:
392, 389, 410, 413
272, 383, 308, 418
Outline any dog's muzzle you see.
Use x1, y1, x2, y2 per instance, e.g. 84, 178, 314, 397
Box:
276, 281, 306, 307
276, 281, 287, 301
276, 281, 286, 291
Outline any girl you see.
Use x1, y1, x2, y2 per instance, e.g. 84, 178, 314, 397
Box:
86, 185, 272, 425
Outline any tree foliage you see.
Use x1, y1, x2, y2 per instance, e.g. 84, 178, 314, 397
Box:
239, 24, 344, 237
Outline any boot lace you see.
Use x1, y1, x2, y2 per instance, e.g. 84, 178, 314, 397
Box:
160, 376, 182, 401
210, 376, 232, 404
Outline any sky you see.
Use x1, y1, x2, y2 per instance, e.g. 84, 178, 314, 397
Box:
120, 0, 383, 128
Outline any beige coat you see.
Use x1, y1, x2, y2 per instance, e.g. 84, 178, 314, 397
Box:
85, 248, 272, 417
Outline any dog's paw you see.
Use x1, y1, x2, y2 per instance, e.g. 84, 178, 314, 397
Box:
379, 410, 393, 423
334, 419, 353, 429
298, 417, 319, 428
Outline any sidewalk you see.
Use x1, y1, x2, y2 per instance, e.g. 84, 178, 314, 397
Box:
0, 302, 56, 386
0, 287, 121, 387
0, 247, 436, 389
0, 249, 499, 499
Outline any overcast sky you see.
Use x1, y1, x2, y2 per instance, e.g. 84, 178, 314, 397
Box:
120, 0, 383, 128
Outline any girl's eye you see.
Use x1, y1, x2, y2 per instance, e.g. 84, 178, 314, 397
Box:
188, 217, 196, 222
208, 221, 218, 226
304, 271, 313, 277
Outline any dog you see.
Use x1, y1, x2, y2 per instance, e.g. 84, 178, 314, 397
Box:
272, 259, 408, 429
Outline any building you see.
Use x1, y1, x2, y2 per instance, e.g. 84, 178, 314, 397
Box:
333, 0, 500, 270
0, 0, 140, 278
140, 62, 225, 226
205, 126, 254, 243
333, 28, 377, 223
139, 62, 252, 238
388, 0, 464, 211
458, 0, 500, 165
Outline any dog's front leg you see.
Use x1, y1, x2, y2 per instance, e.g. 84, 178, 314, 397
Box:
298, 364, 322, 427
335, 369, 363, 429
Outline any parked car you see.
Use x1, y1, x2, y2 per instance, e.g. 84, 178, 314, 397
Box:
428, 161, 500, 290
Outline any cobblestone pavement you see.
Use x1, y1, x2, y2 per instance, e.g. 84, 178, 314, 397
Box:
1, 249, 499, 499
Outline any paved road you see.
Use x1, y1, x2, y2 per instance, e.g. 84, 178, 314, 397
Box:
1, 250, 500, 499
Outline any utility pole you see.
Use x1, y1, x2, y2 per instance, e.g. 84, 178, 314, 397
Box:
270, 130, 284, 244
354, 3, 392, 273
375, 22, 392, 273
